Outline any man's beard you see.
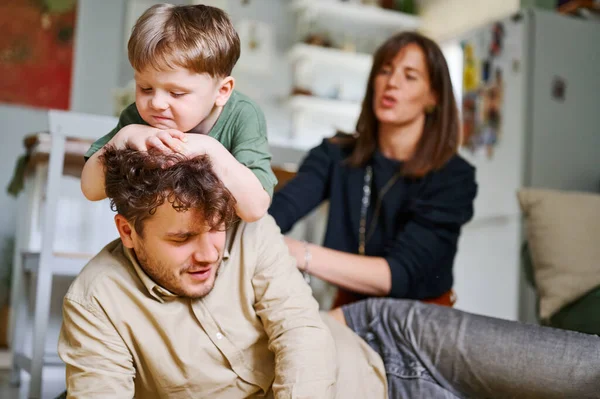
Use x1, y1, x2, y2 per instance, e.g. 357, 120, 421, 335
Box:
134, 244, 222, 299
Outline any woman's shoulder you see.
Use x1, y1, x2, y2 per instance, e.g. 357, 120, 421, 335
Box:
411, 153, 477, 223
416, 153, 477, 200
433, 153, 476, 181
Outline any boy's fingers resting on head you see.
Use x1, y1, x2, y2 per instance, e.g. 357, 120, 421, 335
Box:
156, 131, 184, 152
167, 129, 187, 142
146, 136, 171, 153
124, 137, 147, 151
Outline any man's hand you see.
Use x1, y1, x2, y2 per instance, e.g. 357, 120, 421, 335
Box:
114, 124, 186, 153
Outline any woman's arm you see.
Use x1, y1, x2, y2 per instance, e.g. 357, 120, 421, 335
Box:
269, 140, 334, 233
383, 159, 477, 298
285, 237, 392, 296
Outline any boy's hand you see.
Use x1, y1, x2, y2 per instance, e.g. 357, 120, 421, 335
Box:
113, 124, 186, 153
178, 134, 222, 158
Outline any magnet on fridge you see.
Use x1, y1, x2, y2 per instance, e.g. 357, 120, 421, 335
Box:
482, 60, 491, 83
512, 59, 520, 73
489, 22, 505, 57
551, 76, 566, 102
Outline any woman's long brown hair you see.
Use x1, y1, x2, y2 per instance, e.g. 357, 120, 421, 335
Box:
338, 31, 460, 178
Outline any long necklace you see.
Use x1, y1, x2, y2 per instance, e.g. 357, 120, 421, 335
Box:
358, 165, 402, 255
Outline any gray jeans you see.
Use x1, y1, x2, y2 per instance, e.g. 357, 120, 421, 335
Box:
342, 298, 600, 399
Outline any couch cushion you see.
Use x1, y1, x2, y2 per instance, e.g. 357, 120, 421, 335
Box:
518, 188, 600, 320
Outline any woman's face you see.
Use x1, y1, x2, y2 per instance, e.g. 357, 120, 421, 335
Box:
373, 43, 436, 127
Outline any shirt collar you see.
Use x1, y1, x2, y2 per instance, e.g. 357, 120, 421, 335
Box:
123, 240, 231, 304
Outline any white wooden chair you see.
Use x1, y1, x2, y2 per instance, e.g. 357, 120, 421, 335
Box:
8, 110, 118, 398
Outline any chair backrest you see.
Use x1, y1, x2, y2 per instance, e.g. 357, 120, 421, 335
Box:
48, 109, 118, 142
38, 111, 118, 262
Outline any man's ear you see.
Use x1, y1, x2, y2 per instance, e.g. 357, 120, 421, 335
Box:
214, 76, 235, 107
115, 214, 135, 249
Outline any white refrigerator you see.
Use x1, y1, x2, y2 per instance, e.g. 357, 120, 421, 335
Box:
443, 9, 600, 321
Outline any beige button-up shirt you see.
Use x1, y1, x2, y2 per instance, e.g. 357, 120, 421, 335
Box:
58, 215, 387, 398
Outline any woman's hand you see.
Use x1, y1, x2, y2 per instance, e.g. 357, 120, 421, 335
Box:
284, 236, 392, 296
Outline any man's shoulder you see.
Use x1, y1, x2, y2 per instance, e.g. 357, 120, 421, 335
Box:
65, 239, 136, 305
246, 213, 282, 235
226, 215, 281, 257
230, 215, 278, 242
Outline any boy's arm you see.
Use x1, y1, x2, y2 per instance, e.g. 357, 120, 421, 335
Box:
58, 298, 135, 398
220, 106, 277, 222
229, 106, 278, 204
185, 135, 270, 223
251, 215, 337, 398
81, 149, 110, 201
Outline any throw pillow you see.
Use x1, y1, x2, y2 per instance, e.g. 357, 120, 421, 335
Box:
517, 188, 600, 320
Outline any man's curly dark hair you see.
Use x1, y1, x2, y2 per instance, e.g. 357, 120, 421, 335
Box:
100, 145, 237, 235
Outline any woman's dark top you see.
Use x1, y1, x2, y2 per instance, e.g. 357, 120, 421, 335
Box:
268, 138, 478, 300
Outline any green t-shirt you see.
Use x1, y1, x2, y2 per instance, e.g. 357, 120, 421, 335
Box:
85, 90, 277, 197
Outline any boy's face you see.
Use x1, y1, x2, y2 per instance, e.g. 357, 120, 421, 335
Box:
134, 66, 226, 133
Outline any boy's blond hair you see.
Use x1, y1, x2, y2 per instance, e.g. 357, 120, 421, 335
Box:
128, 3, 240, 77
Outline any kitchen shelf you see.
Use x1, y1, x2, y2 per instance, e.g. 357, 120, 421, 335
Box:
287, 43, 373, 72
288, 95, 362, 117
290, 0, 420, 31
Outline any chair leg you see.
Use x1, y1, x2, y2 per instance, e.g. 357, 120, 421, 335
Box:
27, 267, 54, 399
8, 266, 27, 387
9, 202, 30, 387
29, 132, 65, 398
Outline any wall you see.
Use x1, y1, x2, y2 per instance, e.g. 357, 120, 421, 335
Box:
70, 0, 127, 115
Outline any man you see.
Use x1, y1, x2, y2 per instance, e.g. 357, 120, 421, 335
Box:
58, 146, 386, 399
59, 147, 600, 399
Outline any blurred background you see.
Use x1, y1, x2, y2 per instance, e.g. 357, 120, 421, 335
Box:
0, 0, 599, 397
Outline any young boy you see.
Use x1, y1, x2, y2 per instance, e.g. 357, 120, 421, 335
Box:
81, 3, 276, 222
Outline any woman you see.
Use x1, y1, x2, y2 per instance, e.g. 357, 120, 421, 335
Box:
269, 31, 477, 307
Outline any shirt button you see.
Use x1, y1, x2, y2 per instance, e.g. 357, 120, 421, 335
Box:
216, 332, 224, 340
